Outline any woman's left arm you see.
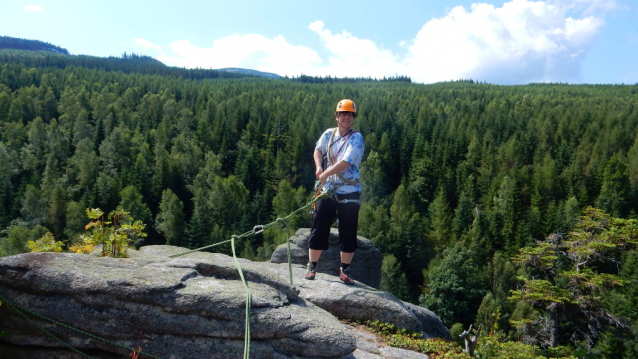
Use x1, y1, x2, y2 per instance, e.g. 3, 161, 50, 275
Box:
318, 160, 350, 184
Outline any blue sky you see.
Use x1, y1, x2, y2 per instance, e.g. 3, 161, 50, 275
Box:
1, 0, 637, 84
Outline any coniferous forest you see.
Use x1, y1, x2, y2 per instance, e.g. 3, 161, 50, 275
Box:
1, 48, 638, 357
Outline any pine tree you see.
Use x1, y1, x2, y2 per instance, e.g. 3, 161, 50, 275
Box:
118, 186, 152, 226
21, 184, 47, 227
359, 150, 386, 205
596, 154, 630, 218
64, 200, 87, 245
155, 189, 185, 246
0, 144, 16, 229
428, 187, 453, 250
510, 207, 638, 348
379, 254, 411, 301
452, 190, 474, 240
46, 184, 67, 240
420, 245, 487, 327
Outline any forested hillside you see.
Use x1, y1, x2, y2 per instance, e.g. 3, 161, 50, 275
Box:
0, 36, 69, 54
1, 52, 638, 357
0, 50, 253, 80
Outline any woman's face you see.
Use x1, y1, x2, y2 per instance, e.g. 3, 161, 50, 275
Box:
335, 111, 355, 130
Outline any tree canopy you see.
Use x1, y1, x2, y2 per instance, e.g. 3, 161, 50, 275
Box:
1, 49, 638, 356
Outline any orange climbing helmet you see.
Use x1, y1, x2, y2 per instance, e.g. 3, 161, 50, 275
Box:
335, 99, 357, 117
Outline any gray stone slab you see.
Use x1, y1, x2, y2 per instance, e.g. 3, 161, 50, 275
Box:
0, 250, 356, 358
342, 348, 384, 359
379, 346, 430, 359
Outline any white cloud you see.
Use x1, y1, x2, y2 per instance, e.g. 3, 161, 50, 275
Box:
154, 0, 609, 84
404, 0, 604, 83
306, 21, 401, 78
158, 34, 322, 76
157, 22, 402, 79
23, 5, 43, 12
134, 38, 161, 51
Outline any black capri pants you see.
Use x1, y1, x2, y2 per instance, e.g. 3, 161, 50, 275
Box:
308, 192, 360, 253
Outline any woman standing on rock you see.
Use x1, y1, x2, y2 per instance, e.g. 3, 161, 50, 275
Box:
305, 99, 365, 285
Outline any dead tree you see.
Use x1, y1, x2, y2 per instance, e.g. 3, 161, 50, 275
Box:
459, 324, 482, 357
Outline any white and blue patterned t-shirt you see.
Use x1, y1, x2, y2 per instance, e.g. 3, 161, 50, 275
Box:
315, 128, 365, 194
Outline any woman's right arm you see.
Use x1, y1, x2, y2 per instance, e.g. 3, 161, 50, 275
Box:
314, 149, 324, 179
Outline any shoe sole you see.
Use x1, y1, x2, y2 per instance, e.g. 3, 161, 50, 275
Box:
340, 276, 355, 285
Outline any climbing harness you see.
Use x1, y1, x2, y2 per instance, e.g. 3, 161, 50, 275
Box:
336, 197, 361, 205
326, 127, 360, 187
311, 127, 362, 214
310, 181, 330, 213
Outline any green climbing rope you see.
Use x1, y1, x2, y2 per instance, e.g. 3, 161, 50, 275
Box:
231, 235, 252, 359
168, 190, 328, 265
0, 292, 163, 359
0, 190, 328, 359
167, 190, 329, 358
283, 219, 293, 286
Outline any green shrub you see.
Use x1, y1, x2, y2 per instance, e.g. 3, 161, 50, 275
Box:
0, 225, 49, 257
26, 232, 64, 252
474, 311, 576, 359
361, 320, 471, 359
69, 208, 146, 258
450, 323, 465, 346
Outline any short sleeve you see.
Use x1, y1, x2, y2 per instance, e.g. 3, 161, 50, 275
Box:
315, 129, 332, 155
340, 132, 365, 166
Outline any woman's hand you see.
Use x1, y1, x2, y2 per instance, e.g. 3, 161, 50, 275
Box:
318, 160, 350, 185
318, 170, 329, 184
315, 166, 323, 179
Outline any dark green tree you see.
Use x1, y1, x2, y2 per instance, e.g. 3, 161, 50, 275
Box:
0, 225, 48, 257
419, 245, 488, 327
155, 189, 185, 246
596, 154, 630, 218
118, 186, 152, 227
379, 254, 411, 301
21, 184, 47, 227
510, 207, 638, 348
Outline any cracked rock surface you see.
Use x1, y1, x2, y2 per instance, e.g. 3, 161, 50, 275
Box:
0, 244, 448, 358
0, 248, 354, 358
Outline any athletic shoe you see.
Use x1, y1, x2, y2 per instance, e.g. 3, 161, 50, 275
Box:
340, 268, 355, 285
304, 263, 316, 280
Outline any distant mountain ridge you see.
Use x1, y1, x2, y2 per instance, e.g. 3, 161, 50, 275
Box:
1, 36, 281, 81
0, 35, 69, 54
218, 67, 281, 79
0, 35, 411, 83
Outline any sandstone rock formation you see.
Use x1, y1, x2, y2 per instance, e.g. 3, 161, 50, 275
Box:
263, 262, 450, 339
0, 244, 449, 358
0, 249, 355, 358
271, 228, 382, 288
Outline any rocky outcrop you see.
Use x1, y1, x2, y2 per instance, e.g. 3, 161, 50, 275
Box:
0, 248, 355, 358
271, 228, 383, 288
262, 261, 450, 340
0, 244, 449, 358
